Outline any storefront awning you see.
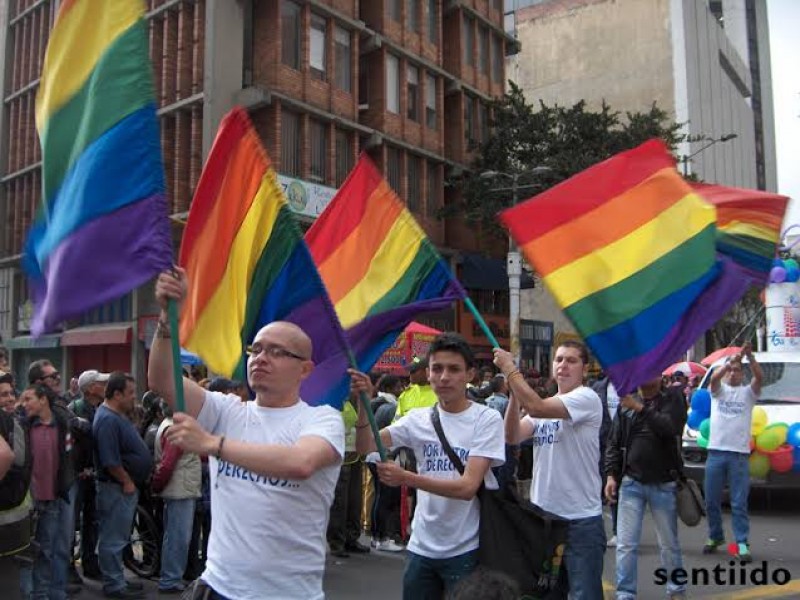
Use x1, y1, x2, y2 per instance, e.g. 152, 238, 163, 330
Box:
461, 253, 535, 290
4, 334, 61, 349
61, 325, 132, 347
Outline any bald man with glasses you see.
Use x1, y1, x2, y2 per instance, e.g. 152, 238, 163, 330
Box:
147, 268, 344, 600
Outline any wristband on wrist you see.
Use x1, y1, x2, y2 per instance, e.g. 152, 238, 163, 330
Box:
155, 318, 171, 339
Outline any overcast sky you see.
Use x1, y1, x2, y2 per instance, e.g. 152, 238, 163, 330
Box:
767, 0, 800, 226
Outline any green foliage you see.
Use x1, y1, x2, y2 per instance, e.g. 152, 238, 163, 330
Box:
451, 82, 689, 232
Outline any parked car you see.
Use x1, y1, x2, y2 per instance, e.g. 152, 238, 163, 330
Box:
682, 351, 800, 488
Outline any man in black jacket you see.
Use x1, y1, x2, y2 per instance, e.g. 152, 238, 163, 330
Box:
604, 378, 687, 600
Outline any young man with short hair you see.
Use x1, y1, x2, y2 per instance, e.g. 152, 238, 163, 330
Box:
353, 333, 505, 599
495, 341, 605, 599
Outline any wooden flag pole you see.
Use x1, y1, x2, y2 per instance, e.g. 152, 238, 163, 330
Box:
167, 298, 186, 413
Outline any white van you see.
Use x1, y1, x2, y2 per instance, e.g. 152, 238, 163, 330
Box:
682, 351, 800, 488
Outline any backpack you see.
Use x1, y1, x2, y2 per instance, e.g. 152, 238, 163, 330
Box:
0, 411, 32, 510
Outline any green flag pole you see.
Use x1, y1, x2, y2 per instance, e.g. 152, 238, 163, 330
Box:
167, 298, 186, 413
345, 349, 387, 461
462, 296, 500, 348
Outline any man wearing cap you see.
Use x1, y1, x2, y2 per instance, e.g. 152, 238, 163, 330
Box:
394, 357, 437, 421
68, 370, 109, 580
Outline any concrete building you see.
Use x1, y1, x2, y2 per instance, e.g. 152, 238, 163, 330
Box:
505, 0, 778, 369
0, 0, 517, 387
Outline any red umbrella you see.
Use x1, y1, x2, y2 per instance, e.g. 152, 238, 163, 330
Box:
662, 361, 707, 377
701, 346, 742, 366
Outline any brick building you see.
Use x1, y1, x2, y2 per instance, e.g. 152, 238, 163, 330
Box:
0, 0, 517, 386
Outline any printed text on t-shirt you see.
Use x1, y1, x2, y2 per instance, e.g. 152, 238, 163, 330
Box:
217, 459, 300, 489
532, 421, 561, 447
421, 442, 469, 472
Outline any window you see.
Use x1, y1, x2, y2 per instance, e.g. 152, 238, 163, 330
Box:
335, 129, 353, 187
425, 73, 436, 129
407, 0, 419, 33
407, 65, 419, 121
386, 54, 400, 113
426, 162, 439, 217
310, 14, 327, 81
492, 37, 503, 82
281, 1, 301, 69
310, 119, 328, 183
427, 0, 438, 44
479, 26, 489, 74
388, 0, 401, 21
478, 102, 489, 144
335, 26, 351, 92
407, 155, 421, 212
464, 95, 475, 145
359, 56, 369, 105
281, 109, 301, 176
463, 16, 474, 66
387, 146, 401, 192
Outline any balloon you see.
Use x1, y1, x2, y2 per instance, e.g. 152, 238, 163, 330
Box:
786, 266, 800, 283
787, 423, 800, 448
749, 452, 770, 479
751, 406, 768, 436
784, 258, 799, 271
687, 409, 705, 431
767, 423, 789, 445
770, 266, 787, 283
756, 426, 784, 453
697, 434, 709, 449
690, 389, 711, 417
773, 258, 785, 269
699, 418, 711, 440
793, 446, 800, 473
768, 445, 793, 473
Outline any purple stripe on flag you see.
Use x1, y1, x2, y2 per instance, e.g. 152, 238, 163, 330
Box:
31, 193, 172, 336
606, 257, 751, 394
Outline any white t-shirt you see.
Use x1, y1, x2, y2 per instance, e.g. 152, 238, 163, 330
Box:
523, 386, 603, 520
386, 402, 505, 559
197, 391, 344, 600
709, 382, 759, 454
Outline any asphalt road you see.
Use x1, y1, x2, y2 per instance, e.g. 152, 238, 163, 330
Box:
65, 488, 800, 599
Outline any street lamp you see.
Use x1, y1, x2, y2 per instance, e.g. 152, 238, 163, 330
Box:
480, 166, 552, 365
681, 133, 738, 177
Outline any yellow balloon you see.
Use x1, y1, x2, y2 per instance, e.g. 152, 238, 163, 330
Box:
751, 406, 768, 436
765, 423, 788, 447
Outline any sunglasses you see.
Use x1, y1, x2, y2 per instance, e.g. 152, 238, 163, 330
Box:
42, 372, 61, 381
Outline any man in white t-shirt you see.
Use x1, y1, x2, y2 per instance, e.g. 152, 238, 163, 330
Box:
352, 333, 505, 600
147, 269, 344, 600
704, 343, 762, 563
495, 340, 605, 600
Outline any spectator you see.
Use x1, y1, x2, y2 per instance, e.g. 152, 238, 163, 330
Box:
604, 378, 687, 600
485, 375, 509, 416
354, 333, 505, 598
148, 268, 344, 599
1, 370, 16, 414
94, 372, 152, 599
704, 343, 762, 562
496, 341, 605, 599
394, 357, 437, 420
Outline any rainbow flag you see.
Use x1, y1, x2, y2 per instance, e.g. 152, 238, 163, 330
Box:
305, 155, 465, 395
24, 0, 171, 335
179, 107, 352, 409
500, 140, 753, 393
693, 182, 788, 284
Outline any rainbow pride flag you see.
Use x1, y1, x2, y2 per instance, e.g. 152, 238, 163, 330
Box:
500, 140, 754, 392
24, 0, 171, 335
305, 155, 465, 394
693, 182, 789, 284
179, 107, 352, 408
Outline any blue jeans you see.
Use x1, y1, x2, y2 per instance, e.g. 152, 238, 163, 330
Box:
403, 549, 478, 600
31, 498, 72, 600
560, 514, 606, 600
96, 481, 139, 593
615, 477, 685, 599
160, 498, 196, 590
704, 450, 750, 544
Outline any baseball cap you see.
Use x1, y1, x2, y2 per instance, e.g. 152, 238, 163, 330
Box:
406, 356, 428, 373
78, 370, 110, 390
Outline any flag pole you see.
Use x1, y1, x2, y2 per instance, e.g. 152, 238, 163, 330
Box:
462, 296, 501, 348
346, 349, 388, 461
167, 298, 186, 413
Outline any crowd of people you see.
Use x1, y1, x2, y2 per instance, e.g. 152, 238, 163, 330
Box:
0, 270, 763, 600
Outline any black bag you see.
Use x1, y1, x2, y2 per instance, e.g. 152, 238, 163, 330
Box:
430, 405, 568, 597
672, 439, 705, 527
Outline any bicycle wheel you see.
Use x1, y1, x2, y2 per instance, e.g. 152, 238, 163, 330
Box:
123, 504, 161, 579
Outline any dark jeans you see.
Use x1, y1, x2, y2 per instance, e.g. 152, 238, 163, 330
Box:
327, 455, 362, 549
74, 476, 99, 573
1, 555, 27, 599
402, 549, 478, 600
367, 463, 401, 540
554, 514, 606, 600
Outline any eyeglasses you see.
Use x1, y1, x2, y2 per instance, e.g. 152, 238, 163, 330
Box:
245, 344, 308, 361
42, 372, 60, 381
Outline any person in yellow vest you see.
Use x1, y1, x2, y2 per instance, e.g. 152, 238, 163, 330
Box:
394, 358, 437, 421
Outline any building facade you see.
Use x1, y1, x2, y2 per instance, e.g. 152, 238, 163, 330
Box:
0, 0, 517, 387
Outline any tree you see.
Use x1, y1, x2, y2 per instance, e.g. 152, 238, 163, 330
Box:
452, 81, 688, 234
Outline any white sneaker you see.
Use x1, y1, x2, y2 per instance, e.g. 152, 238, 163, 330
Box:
377, 540, 405, 552
371, 537, 382, 549
607, 535, 617, 547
